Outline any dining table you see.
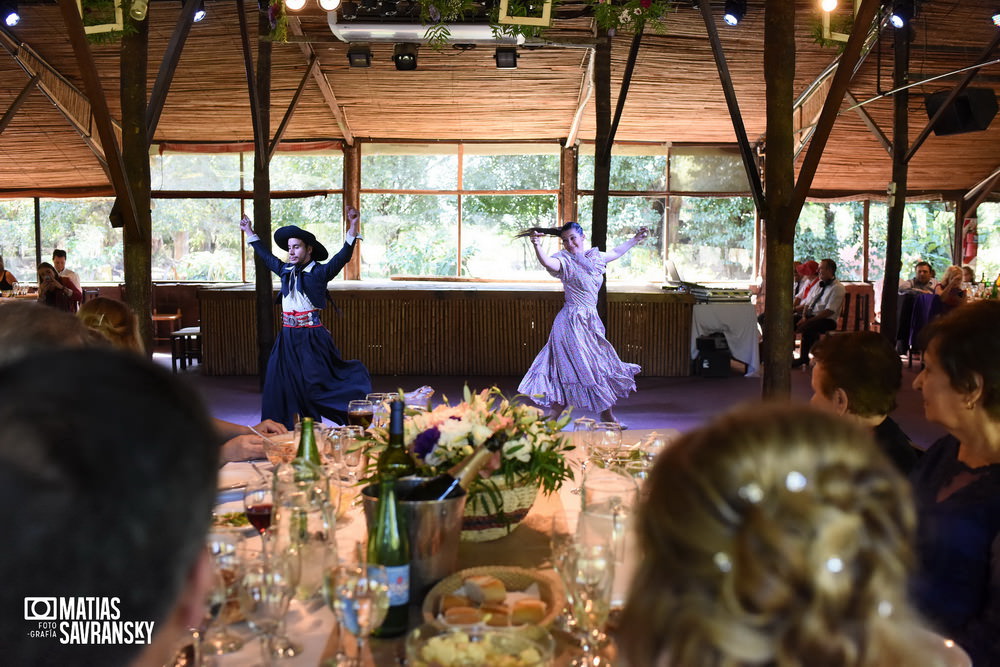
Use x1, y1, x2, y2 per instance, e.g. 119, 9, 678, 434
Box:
210, 428, 675, 666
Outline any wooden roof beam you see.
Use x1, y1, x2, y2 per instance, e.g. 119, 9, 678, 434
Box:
0, 73, 38, 135
565, 48, 594, 146
846, 89, 891, 154
146, 0, 200, 141
56, 0, 140, 236
268, 55, 318, 161
236, 0, 267, 167
964, 165, 1000, 211
697, 0, 765, 213
599, 26, 643, 164
287, 17, 355, 146
904, 32, 1000, 164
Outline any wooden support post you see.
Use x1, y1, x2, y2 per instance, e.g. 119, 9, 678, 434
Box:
252, 9, 275, 386
559, 142, 578, 225
343, 142, 362, 280
593, 32, 611, 325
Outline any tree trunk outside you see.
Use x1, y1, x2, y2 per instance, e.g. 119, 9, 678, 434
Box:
121, 16, 153, 354
760, 0, 797, 397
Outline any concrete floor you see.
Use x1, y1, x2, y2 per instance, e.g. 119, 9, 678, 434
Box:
156, 354, 947, 451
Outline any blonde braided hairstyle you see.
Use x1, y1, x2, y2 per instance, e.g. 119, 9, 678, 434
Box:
620, 403, 930, 667
78, 297, 144, 354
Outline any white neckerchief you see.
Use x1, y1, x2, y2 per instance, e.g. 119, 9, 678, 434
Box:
283, 261, 316, 312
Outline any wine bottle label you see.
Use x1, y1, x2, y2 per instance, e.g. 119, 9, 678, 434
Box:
378, 564, 410, 606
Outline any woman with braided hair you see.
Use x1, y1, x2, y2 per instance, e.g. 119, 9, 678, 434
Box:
620, 403, 965, 667
515, 222, 647, 425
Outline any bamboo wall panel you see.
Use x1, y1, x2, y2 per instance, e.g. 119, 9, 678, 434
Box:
200, 288, 694, 377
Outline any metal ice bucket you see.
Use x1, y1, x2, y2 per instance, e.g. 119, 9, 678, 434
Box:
362, 477, 467, 601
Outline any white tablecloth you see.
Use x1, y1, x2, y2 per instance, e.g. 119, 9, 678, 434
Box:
690, 302, 761, 377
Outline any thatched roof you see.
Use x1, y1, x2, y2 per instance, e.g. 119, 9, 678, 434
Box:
0, 0, 997, 198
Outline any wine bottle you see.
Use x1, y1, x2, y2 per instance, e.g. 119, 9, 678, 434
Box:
406, 443, 498, 502
368, 477, 410, 637
377, 399, 416, 479
292, 416, 322, 482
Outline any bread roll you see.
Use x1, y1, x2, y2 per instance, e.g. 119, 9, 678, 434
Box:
511, 598, 546, 625
439, 593, 472, 613
443, 606, 483, 625
481, 602, 510, 627
464, 574, 506, 604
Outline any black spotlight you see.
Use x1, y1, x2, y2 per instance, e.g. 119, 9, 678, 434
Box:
341, 1, 358, 18
347, 44, 372, 68
393, 42, 419, 71
494, 47, 518, 69
2, 0, 20, 26
889, 0, 914, 28
723, 0, 745, 25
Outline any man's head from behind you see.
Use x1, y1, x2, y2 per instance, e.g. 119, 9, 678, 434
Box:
0, 348, 219, 666
810, 331, 902, 419
52, 249, 67, 273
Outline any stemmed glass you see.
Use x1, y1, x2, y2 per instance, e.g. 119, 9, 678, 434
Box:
347, 400, 374, 430
338, 425, 366, 483
564, 543, 616, 667
190, 561, 228, 667
590, 422, 624, 468
570, 417, 596, 495
239, 553, 296, 667
366, 393, 392, 429
202, 529, 246, 656
323, 563, 390, 667
243, 478, 274, 557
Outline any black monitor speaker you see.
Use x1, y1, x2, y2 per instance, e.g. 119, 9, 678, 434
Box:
924, 88, 998, 136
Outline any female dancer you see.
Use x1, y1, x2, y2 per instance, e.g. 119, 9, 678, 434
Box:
516, 222, 647, 425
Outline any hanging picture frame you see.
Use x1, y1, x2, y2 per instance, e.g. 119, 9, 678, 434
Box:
497, 0, 553, 27
77, 0, 124, 34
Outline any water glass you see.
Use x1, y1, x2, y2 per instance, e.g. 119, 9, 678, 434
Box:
338, 425, 366, 482
590, 422, 623, 468
324, 563, 390, 667
366, 393, 393, 429
239, 554, 296, 667
271, 475, 336, 602
202, 529, 246, 656
564, 543, 615, 667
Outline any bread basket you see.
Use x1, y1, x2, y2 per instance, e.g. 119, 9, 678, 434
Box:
421, 565, 565, 628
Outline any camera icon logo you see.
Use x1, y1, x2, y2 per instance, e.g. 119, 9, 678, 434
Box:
24, 598, 57, 621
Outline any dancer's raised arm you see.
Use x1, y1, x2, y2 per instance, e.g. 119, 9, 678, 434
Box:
604, 227, 649, 262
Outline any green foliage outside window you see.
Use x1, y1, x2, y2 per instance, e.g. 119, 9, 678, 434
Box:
868, 201, 955, 283
793, 201, 865, 281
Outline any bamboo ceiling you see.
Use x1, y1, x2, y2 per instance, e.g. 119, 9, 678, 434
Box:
0, 0, 997, 198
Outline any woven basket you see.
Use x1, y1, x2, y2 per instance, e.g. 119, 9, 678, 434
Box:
422, 565, 565, 628
461, 476, 539, 542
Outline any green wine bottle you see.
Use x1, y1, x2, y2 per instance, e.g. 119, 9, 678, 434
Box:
292, 416, 322, 482
368, 476, 410, 637
377, 400, 416, 480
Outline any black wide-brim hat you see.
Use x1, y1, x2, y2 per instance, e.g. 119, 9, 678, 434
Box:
274, 225, 328, 262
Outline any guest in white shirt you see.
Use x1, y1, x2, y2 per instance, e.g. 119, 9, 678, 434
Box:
52, 248, 81, 293
792, 258, 845, 367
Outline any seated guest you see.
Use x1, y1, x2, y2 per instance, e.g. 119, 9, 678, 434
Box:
900, 260, 938, 294
0, 253, 17, 290
36, 261, 81, 312
810, 331, 922, 474
910, 300, 1000, 664
0, 301, 90, 364
0, 348, 219, 666
792, 259, 820, 313
962, 265, 975, 284
78, 296, 145, 352
933, 265, 965, 312
792, 258, 844, 367
620, 404, 950, 666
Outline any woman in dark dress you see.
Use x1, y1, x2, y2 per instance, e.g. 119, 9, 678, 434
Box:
36, 262, 81, 312
238, 207, 371, 428
0, 254, 17, 290
910, 299, 1000, 664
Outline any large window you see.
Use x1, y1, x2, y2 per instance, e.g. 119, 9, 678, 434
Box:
977, 202, 1000, 281
868, 201, 956, 283
794, 201, 865, 281
360, 144, 560, 280
39, 199, 122, 283
0, 199, 36, 281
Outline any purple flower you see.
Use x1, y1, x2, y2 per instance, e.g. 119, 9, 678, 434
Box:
412, 427, 440, 460
428, 5, 441, 21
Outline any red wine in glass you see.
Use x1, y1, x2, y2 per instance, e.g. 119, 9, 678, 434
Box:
245, 503, 273, 534
347, 410, 373, 429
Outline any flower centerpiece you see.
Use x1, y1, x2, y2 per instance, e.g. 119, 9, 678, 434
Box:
363, 386, 574, 542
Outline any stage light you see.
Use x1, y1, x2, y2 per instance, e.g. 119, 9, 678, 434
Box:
193, 0, 206, 22
992, 9, 1000, 27
130, 0, 148, 21
346, 43, 372, 67
319, 0, 342, 9
494, 47, 518, 69
285, 0, 306, 10
393, 42, 418, 71
1, 0, 19, 27
723, 0, 746, 25
889, 1, 913, 28
821, 0, 838, 11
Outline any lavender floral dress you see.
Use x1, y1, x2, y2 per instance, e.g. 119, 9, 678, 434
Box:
518, 248, 640, 412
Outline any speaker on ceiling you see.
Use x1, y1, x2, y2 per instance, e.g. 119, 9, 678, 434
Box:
924, 88, 998, 136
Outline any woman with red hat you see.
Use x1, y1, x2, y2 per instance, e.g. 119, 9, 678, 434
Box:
239, 207, 371, 428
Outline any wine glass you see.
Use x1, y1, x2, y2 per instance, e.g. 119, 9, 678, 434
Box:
190, 560, 228, 667
202, 529, 246, 656
570, 417, 596, 495
347, 400, 374, 430
590, 422, 623, 468
565, 543, 615, 666
324, 563, 390, 667
366, 393, 392, 429
239, 553, 296, 667
338, 425, 366, 483
243, 478, 274, 555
